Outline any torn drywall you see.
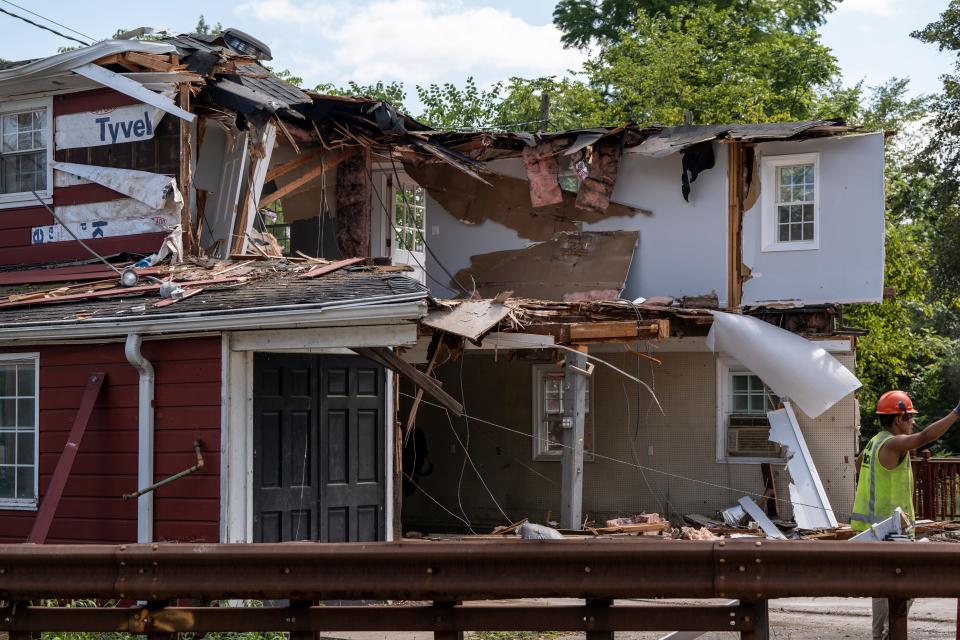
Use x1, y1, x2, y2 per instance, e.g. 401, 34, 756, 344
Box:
452, 230, 638, 300
403, 162, 648, 242
706, 311, 860, 419
767, 402, 839, 530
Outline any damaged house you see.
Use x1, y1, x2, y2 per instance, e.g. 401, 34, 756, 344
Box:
0, 28, 882, 545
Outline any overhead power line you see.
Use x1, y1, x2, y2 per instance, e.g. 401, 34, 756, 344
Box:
0, 0, 95, 42
0, 6, 90, 47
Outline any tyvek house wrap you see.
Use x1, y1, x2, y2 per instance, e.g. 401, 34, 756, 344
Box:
706, 311, 859, 529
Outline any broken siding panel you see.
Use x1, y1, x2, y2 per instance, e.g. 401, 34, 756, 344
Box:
0, 338, 221, 544
741, 132, 885, 305
0, 88, 182, 266
402, 350, 858, 530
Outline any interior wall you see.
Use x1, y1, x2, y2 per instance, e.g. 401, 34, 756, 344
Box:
421, 149, 730, 302
402, 349, 858, 532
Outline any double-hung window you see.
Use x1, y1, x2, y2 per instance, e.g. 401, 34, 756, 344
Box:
717, 357, 784, 463
761, 153, 819, 252
0, 355, 38, 508
532, 364, 593, 461
0, 98, 52, 207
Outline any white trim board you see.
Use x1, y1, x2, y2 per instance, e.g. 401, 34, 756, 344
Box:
230, 324, 417, 352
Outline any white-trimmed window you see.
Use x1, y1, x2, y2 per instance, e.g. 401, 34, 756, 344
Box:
532, 364, 593, 461
0, 97, 52, 207
761, 153, 819, 252
0, 354, 38, 508
716, 357, 784, 464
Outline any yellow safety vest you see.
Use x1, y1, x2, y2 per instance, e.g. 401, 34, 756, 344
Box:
851, 431, 915, 532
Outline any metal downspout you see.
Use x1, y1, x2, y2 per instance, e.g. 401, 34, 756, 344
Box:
125, 333, 154, 543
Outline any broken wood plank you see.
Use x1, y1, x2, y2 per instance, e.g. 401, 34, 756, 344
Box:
299, 257, 364, 279
569, 321, 639, 341
353, 347, 463, 417
122, 51, 175, 72
259, 148, 354, 209
595, 522, 670, 535
404, 334, 445, 442
265, 149, 323, 183
152, 287, 204, 308
761, 462, 779, 518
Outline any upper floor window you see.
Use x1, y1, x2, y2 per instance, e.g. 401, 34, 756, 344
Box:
0, 98, 51, 207
532, 364, 594, 461
761, 153, 819, 252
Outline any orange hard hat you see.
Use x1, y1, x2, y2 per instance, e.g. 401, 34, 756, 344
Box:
876, 390, 918, 415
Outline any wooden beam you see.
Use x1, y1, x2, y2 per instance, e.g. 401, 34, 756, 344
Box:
122, 51, 175, 72
569, 321, 638, 341
28, 372, 106, 544
265, 150, 323, 183
178, 84, 193, 253
353, 347, 463, 417
258, 148, 354, 209
726, 142, 745, 309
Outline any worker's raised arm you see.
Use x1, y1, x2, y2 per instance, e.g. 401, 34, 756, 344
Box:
885, 410, 959, 457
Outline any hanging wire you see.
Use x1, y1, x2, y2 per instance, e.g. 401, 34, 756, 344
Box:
0, 6, 89, 46
0, 0, 95, 42
387, 156, 473, 296
400, 391, 850, 520
451, 357, 512, 524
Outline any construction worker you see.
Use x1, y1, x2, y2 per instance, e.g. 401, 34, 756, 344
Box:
851, 390, 960, 640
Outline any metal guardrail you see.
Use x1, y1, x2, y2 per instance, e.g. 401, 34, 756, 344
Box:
0, 539, 957, 639
914, 452, 960, 521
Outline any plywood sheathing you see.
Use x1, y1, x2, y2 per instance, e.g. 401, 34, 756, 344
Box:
178, 84, 194, 252
452, 230, 639, 301
726, 142, 745, 309
335, 147, 373, 258
575, 136, 623, 214
403, 162, 649, 242
521, 140, 565, 207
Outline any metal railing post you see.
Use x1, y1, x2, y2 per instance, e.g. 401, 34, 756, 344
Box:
586, 598, 614, 640
888, 598, 908, 640
740, 600, 769, 640
434, 600, 463, 640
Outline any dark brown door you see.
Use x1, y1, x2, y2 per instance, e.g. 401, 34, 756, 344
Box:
253, 353, 385, 543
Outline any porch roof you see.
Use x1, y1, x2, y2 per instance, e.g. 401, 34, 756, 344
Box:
0, 258, 428, 337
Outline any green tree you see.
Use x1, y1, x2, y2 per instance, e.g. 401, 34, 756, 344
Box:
414, 78, 503, 130
315, 81, 408, 113
195, 14, 223, 36
583, 5, 839, 125
553, 0, 838, 49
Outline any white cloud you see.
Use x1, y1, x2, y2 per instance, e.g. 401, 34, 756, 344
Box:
236, 0, 586, 91
836, 0, 897, 17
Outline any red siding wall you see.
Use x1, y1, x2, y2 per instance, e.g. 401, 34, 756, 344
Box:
0, 336, 221, 543
0, 88, 176, 266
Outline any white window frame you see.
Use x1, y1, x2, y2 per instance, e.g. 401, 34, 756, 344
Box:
715, 356, 785, 465
531, 364, 594, 462
760, 152, 820, 253
0, 96, 54, 209
0, 352, 39, 510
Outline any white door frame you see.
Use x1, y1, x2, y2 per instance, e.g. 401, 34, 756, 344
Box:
219, 324, 416, 543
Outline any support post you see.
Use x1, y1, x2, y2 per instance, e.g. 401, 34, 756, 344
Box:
560, 346, 588, 530
434, 601, 463, 640
888, 598, 908, 640
27, 372, 105, 544
740, 600, 768, 640
586, 598, 614, 640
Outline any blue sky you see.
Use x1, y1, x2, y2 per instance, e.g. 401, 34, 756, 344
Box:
0, 0, 954, 111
